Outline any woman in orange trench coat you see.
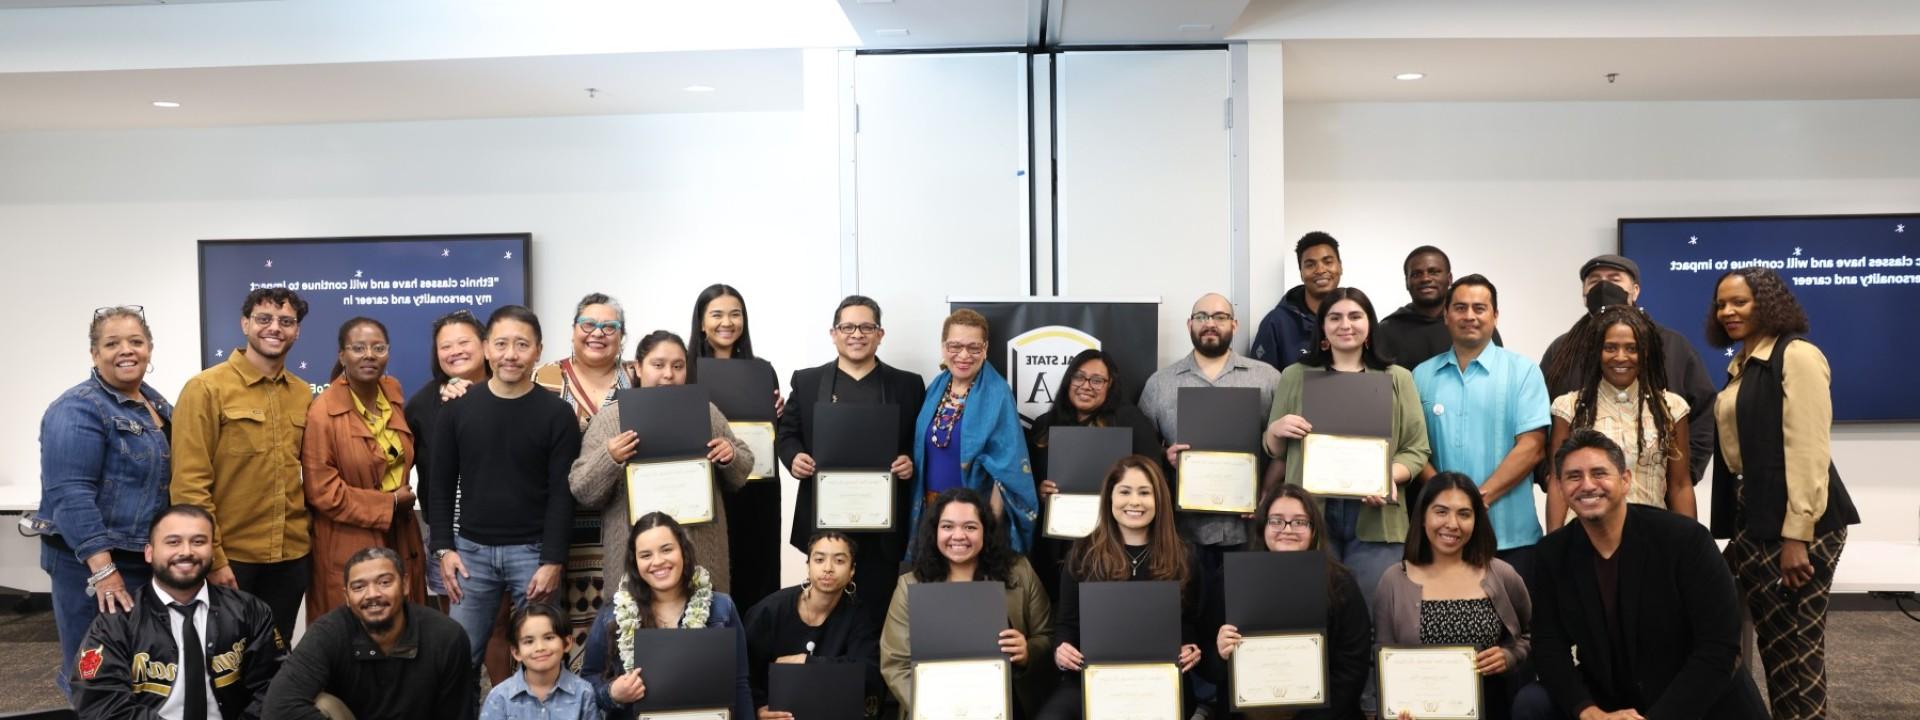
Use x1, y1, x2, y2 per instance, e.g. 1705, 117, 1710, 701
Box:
302, 321, 427, 622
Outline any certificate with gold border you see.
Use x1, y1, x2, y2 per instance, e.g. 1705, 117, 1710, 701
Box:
911, 658, 1009, 720
1300, 433, 1391, 499
1043, 493, 1101, 539
1176, 450, 1257, 513
1083, 663, 1181, 720
626, 458, 715, 526
727, 421, 776, 481
1378, 645, 1480, 720
1231, 631, 1327, 710
815, 470, 894, 530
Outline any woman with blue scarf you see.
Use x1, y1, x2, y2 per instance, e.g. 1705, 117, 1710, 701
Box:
909, 310, 1040, 555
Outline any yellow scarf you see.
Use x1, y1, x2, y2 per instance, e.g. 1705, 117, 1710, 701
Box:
350, 388, 407, 492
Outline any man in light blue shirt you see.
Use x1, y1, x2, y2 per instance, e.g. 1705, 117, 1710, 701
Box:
1414, 274, 1551, 579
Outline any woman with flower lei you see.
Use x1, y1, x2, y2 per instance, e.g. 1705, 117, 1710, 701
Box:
582, 512, 753, 719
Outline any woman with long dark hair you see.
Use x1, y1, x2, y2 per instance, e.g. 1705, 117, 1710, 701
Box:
1263, 287, 1430, 609
1544, 305, 1693, 531
880, 488, 1052, 719
303, 316, 425, 622
1026, 349, 1164, 599
688, 283, 785, 612
581, 512, 753, 720
1038, 456, 1209, 720
744, 531, 883, 719
1215, 484, 1369, 719
1707, 266, 1858, 720
1374, 473, 1531, 720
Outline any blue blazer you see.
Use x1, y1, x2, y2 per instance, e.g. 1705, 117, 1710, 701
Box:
909, 364, 1039, 554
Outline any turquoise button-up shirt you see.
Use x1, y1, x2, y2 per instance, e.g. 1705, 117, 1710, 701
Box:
1413, 344, 1551, 551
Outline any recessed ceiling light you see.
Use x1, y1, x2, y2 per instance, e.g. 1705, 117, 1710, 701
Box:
152, 100, 181, 108
874, 28, 910, 37
1394, 73, 1425, 81
684, 85, 716, 93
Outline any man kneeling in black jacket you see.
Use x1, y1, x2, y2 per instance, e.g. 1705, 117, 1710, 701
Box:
73, 504, 284, 719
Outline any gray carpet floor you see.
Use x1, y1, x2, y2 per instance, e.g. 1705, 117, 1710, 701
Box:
1, 603, 1916, 717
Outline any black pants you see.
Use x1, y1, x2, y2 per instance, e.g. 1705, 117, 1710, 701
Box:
723, 481, 784, 612
230, 556, 309, 642
1496, 545, 1537, 587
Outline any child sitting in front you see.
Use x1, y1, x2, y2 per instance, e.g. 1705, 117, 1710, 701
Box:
481, 603, 600, 720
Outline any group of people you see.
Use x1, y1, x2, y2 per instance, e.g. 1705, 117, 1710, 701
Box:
37, 233, 1856, 720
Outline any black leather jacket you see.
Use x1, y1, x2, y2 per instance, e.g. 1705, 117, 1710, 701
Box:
73, 580, 284, 720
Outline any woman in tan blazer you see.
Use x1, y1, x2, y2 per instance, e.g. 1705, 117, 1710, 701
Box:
302, 317, 426, 621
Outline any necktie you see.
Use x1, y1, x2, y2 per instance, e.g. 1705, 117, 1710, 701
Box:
170, 602, 207, 720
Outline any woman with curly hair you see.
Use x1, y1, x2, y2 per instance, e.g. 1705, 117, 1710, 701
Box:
580, 512, 753, 720
1707, 266, 1858, 720
1543, 305, 1694, 531
880, 487, 1052, 719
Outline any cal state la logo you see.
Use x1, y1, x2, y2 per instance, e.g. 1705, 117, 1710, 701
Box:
1007, 325, 1101, 425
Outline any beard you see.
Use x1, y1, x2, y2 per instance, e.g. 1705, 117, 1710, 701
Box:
1190, 328, 1233, 358
355, 597, 400, 634
153, 555, 208, 592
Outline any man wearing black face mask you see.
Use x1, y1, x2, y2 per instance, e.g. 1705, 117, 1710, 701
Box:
1540, 255, 1717, 483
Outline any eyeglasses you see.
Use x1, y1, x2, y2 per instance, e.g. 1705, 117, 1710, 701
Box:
93, 305, 145, 319
1068, 373, 1111, 389
834, 323, 882, 336
1265, 516, 1312, 531
943, 342, 986, 357
575, 318, 624, 336
1189, 311, 1235, 325
346, 343, 390, 357
250, 313, 299, 329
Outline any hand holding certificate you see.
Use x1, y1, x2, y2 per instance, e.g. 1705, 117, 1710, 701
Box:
727, 421, 776, 480
1043, 494, 1101, 539
1297, 370, 1395, 500
617, 386, 719, 526
1043, 427, 1131, 539
1175, 387, 1261, 514
813, 403, 900, 531
1378, 646, 1481, 720
1232, 633, 1327, 708
910, 583, 1012, 720
698, 358, 780, 482
1224, 552, 1331, 710
1301, 433, 1391, 499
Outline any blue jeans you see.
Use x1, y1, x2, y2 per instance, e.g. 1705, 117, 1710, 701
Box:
42, 540, 150, 697
1321, 498, 1403, 610
447, 536, 544, 666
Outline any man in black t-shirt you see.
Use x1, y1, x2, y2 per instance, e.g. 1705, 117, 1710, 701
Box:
1375, 245, 1504, 370
427, 305, 582, 668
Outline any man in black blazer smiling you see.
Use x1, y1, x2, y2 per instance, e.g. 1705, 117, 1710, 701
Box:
775, 295, 926, 629
1518, 429, 1766, 720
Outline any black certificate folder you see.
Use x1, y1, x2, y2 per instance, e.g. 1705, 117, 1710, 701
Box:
1225, 551, 1328, 632
615, 385, 713, 459
1047, 426, 1132, 493
1080, 580, 1180, 664
1176, 387, 1262, 453
814, 403, 900, 469
909, 581, 1007, 662
630, 626, 737, 712
699, 357, 778, 421
1300, 370, 1392, 437
769, 662, 865, 720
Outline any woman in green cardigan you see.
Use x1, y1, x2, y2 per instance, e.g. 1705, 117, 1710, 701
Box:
1261, 287, 1430, 610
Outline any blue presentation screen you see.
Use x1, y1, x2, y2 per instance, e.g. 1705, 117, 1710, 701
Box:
198, 234, 531, 396
1619, 214, 1919, 423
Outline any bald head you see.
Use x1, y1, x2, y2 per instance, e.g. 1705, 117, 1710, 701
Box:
1186, 293, 1236, 358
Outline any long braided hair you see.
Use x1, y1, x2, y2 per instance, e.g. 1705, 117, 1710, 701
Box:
1562, 305, 1681, 464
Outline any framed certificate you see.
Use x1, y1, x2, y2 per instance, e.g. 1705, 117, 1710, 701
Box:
1378, 645, 1481, 720
627, 458, 715, 525
1176, 450, 1257, 513
1300, 433, 1392, 499
638, 711, 728, 720
727, 421, 777, 480
911, 658, 1010, 720
1083, 663, 1181, 720
1232, 631, 1327, 710
1043, 493, 1101, 539
815, 470, 894, 530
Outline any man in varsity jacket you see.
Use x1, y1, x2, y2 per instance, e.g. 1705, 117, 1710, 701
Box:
73, 505, 283, 720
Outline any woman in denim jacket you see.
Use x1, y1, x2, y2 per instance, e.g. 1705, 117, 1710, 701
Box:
38, 306, 173, 696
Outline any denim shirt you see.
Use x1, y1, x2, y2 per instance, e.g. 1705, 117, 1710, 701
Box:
39, 370, 173, 560
481, 668, 601, 720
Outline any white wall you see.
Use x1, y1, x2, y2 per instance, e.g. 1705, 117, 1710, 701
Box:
1281, 98, 1920, 544
0, 57, 844, 519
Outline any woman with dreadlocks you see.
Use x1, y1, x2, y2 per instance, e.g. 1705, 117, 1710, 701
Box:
1542, 305, 1694, 531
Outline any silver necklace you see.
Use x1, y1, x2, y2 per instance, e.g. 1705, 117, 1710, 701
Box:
1124, 545, 1149, 577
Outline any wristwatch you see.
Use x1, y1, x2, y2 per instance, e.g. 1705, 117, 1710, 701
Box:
433, 549, 453, 563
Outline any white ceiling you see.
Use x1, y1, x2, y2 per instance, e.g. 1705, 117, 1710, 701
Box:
1231, 0, 1920, 40
0, 50, 804, 131
1283, 36, 1920, 102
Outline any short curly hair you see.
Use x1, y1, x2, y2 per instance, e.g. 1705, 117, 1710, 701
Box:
1705, 267, 1809, 347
